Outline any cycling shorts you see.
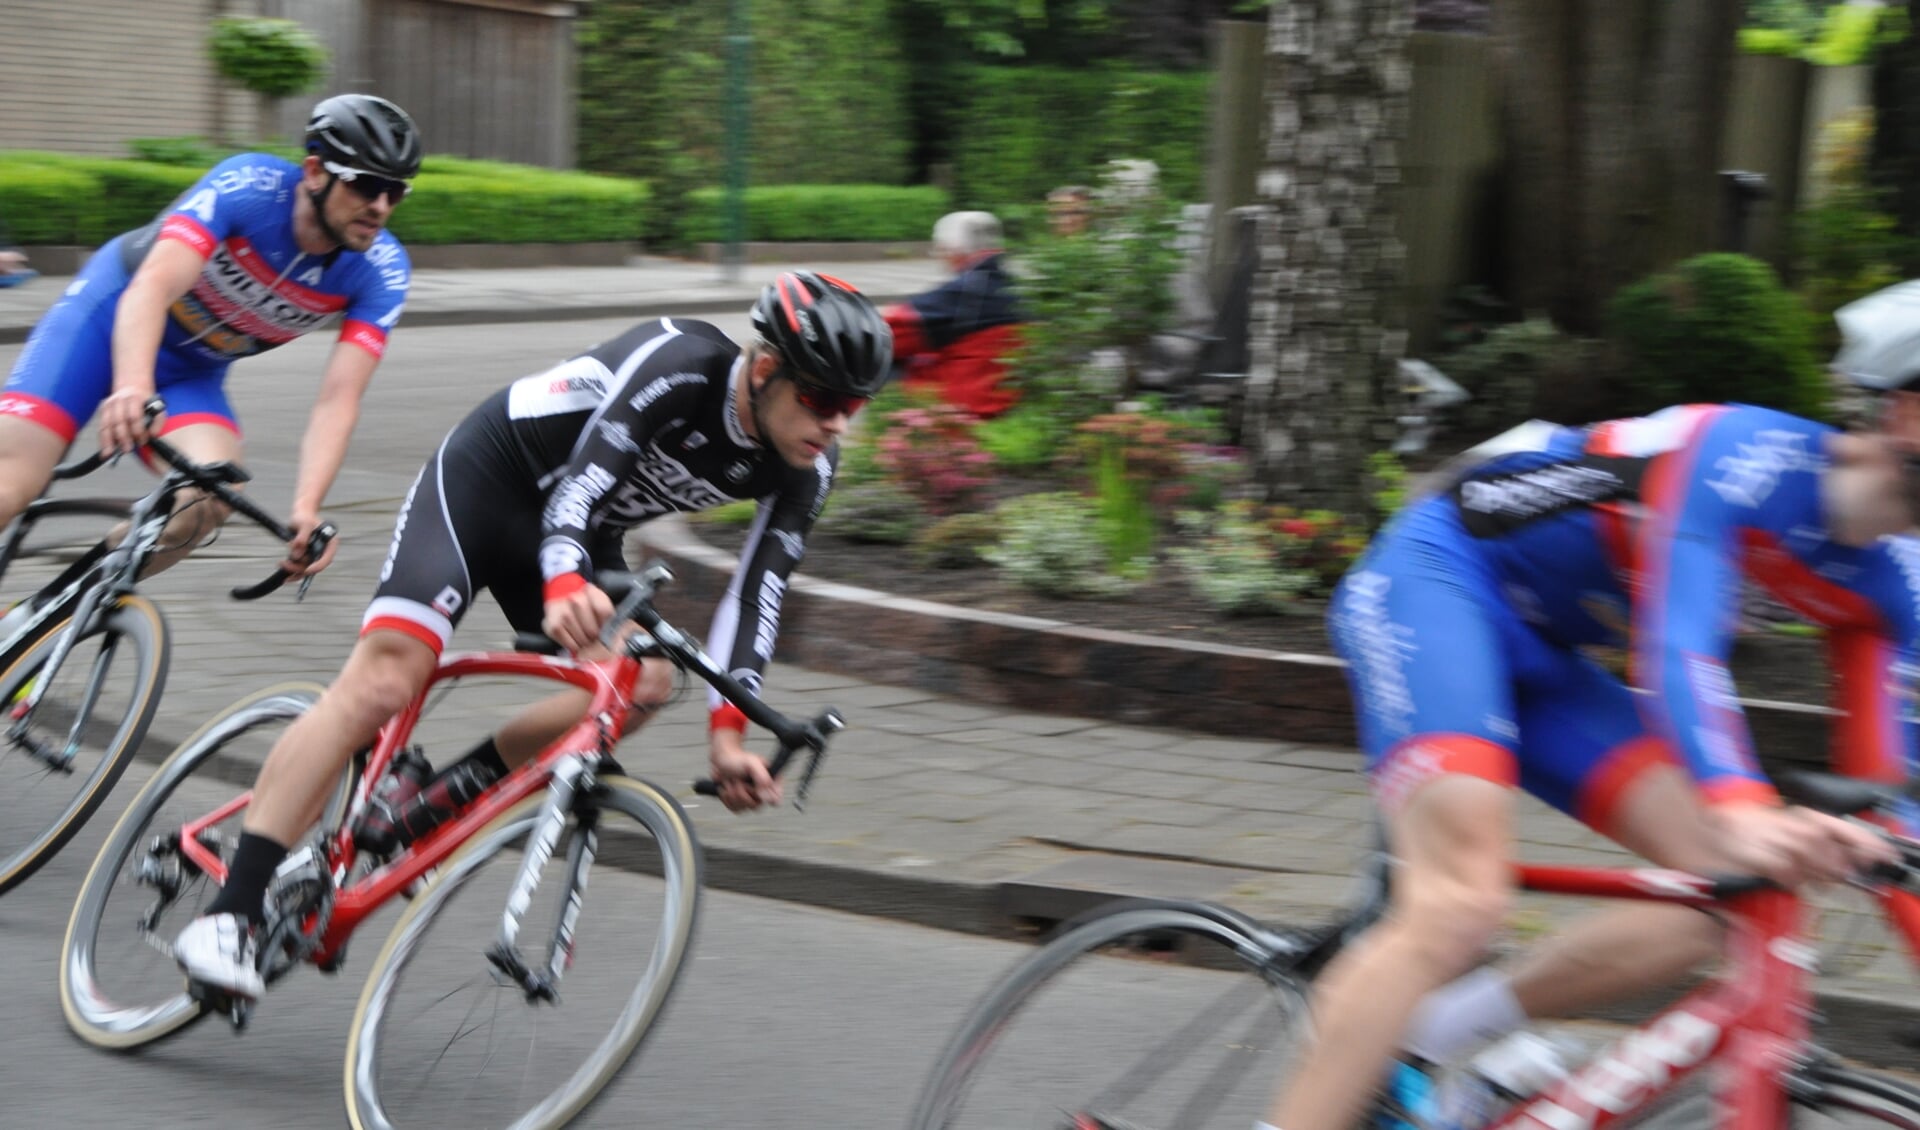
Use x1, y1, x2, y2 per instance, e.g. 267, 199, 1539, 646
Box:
0, 236, 239, 443
362, 408, 625, 653
1328, 496, 1677, 835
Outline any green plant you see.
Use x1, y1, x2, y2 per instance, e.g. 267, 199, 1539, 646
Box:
1091, 442, 1155, 578
1796, 110, 1911, 356
911, 512, 1000, 569
677, 185, 950, 243
1740, 1, 1905, 63
1171, 502, 1313, 614
126, 137, 226, 167
1268, 507, 1370, 598
975, 405, 1066, 471
1607, 253, 1829, 420
823, 482, 923, 544
207, 17, 327, 98
1010, 164, 1187, 418
1369, 451, 1409, 521
691, 499, 761, 528
987, 492, 1134, 597
1437, 317, 1594, 435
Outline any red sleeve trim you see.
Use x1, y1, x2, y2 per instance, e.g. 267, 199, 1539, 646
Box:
1701, 778, 1782, 809
340, 318, 389, 359
710, 703, 749, 734
157, 215, 217, 259
543, 573, 589, 603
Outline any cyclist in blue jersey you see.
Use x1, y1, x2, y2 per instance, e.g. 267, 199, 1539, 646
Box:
0, 94, 420, 579
1259, 390, 1919, 1130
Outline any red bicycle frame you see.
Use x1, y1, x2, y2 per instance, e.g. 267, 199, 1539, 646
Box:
175, 646, 644, 970
1484, 863, 1920, 1130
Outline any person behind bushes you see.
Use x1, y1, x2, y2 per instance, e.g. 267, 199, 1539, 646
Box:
882, 211, 1025, 418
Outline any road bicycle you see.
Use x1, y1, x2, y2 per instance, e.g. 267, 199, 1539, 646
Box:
908, 771, 1920, 1129
61, 562, 842, 1130
0, 402, 331, 895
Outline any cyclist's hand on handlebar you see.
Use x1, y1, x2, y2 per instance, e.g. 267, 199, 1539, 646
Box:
281, 512, 339, 576
708, 730, 781, 813
542, 582, 614, 654
99, 385, 160, 456
1713, 802, 1894, 886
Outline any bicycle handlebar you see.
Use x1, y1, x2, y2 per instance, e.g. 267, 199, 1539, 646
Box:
510, 562, 845, 806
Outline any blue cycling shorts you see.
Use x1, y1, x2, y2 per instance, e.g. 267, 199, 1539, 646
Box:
1328, 496, 1677, 834
0, 236, 238, 444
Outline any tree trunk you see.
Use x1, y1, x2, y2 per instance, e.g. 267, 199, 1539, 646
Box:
1244, 0, 1413, 519
1495, 0, 1744, 335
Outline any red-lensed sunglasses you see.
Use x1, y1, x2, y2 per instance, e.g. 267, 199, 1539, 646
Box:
788, 375, 868, 420
323, 160, 411, 205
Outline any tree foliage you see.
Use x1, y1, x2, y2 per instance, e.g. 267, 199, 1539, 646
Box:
207, 17, 327, 99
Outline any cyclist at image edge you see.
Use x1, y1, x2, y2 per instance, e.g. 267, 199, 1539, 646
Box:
0, 94, 420, 584
1259, 388, 1920, 1130
172, 271, 891, 1000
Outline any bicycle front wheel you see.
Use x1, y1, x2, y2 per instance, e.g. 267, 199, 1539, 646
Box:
1795, 1064, 1920, 1129
0, 595, 167, 895
908, 899, 1317, 1130
344, 773, 702, 1130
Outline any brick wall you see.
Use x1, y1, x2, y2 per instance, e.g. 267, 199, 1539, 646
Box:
0, 0, 229, 156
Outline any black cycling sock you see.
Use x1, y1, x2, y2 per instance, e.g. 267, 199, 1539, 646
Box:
443, 735, 508, 785
206, 832, 289, 928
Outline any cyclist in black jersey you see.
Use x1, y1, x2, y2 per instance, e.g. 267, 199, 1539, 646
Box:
174, 271, 892, 999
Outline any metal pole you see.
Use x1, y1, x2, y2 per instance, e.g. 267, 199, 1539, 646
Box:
723, 0, 749, 284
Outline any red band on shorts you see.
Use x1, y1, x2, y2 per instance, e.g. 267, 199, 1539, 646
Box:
157, 411, 240, 437
1574, 735, 1678, 836
543, 573, 589, 603
711, 703, 749, 734
1701, 777, 1782, 809
0, 392, 78, 442
362, 614, 446, 656
1371, 734, 1517, 815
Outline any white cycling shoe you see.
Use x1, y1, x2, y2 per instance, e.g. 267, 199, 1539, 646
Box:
174, 912, 265, 1000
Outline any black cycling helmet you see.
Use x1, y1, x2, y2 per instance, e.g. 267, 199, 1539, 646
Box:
750, 271, 893, 397
306, 94, 423, 181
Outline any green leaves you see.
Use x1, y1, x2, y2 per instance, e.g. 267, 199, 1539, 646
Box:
207, 17, 327, 99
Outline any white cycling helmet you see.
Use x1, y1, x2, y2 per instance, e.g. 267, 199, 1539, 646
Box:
1833, 279, 1920, 392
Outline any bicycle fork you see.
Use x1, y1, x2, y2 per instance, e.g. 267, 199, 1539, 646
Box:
7, 578, 122, 774
485, 756, 599, 1004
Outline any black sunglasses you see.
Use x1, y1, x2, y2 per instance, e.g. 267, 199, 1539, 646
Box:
787, 374, 869, 420
324, 160, 411, 204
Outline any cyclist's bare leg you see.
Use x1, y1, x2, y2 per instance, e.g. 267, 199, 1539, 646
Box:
1403, 761, 1731, 1063
490, 654, 679, 766
244, 628, 439, 843
1503, 762, 1730, 1020
0, 416, 65, 535
1266, 774, 1514, 1130
114, 421, 242, 576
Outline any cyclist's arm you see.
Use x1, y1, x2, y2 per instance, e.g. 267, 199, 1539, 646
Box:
109, 239, 205, 403
277, 341, 379, 573
705, 456, 833, 735
1630, 460, 1780, 806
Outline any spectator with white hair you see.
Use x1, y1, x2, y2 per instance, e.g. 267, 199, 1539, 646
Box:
882, 210, 1025, 417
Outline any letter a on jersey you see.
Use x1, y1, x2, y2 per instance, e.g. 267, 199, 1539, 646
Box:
180, 188, 218, 223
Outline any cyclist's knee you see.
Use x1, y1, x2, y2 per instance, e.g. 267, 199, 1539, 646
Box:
1392, 873, 1509, 977
0, 423, 62, 524
166, 489, 232, 547
634, 657, 676, 709
333, 633, 437, 727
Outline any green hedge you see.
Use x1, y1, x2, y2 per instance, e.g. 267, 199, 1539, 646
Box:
950, 65, 1213, 210
0, 148, 649, 246
677, 184, 949, 243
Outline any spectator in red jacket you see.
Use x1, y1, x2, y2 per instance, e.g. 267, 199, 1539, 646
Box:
884, 211, 1025, 418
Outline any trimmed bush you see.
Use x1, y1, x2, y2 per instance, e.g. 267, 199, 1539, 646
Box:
0, 149, 649, 246
677, 185, 949, 243
950, 65, 1212, 210
1607, 253, 1829, 419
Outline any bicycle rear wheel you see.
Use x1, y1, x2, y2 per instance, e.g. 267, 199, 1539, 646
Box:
1794, 1064, 1920, 1129
908, 899, 1318, 1130
0, 595, 167, 895
344, 772, 702, 1130
61, 682, 323, 1049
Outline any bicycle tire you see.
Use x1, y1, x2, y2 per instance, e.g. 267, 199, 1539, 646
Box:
907, 898, 1317, 1130
1795, 1065, 1920, 1129
343, 772, 703, 1130
0, 594, 168, 895
60, 681, 324, 1049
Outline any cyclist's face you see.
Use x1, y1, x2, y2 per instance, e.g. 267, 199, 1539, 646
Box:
748, 354, 853, 470
302, 156, 401, 253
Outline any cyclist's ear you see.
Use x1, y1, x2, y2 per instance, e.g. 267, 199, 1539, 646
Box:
747, 346, 783, 394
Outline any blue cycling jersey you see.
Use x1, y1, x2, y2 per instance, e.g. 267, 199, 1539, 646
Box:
0, 153, 409, 441
1334, 404, 1920, 830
